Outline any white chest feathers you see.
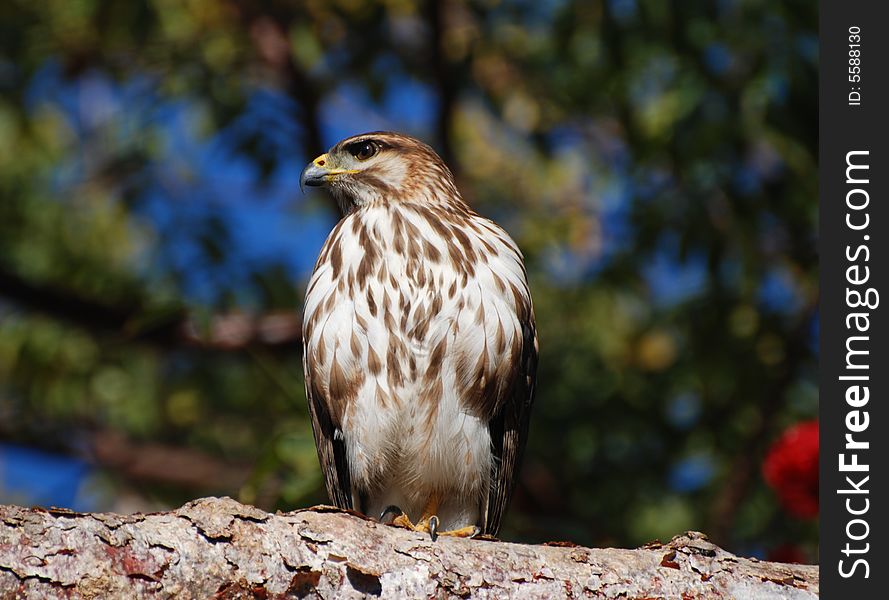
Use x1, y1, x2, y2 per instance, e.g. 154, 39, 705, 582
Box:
303, 202, 532, 529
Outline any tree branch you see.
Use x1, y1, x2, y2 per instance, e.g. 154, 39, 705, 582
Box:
0, 497, 817, 598
246, 14, 324, 160
0, 267, 135, 337
424, 0, 458, 171
0, 424, 253, 495
0, 266, 302, 350
88, 431, 253, 493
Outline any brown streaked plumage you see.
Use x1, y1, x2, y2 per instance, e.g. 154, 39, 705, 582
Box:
301, 131, 537, 537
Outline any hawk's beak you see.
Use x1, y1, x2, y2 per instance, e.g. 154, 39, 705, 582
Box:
300, 153, 358, 193
300, 154, 330, 192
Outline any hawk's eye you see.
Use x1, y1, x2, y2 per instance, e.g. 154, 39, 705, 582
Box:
347, 140, 378, 161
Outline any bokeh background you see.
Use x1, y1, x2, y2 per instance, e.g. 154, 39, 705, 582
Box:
0, 0, 817, 561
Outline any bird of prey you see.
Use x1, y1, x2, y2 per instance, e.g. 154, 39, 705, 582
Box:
300, 132, 537, 539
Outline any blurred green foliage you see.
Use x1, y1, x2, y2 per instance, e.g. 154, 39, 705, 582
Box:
0, 0, 816, 557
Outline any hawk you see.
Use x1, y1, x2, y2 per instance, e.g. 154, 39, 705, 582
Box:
300, 132, 537, 539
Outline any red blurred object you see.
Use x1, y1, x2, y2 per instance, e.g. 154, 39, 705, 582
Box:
762, 420, 819, 519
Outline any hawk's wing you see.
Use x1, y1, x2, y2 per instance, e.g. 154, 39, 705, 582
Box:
484, 305, 538, 536
302, 224, 354, 510
304, 351, 353, 509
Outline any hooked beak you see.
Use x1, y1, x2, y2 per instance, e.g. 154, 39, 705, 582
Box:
300, 154, 329, 192
300, 153, 358, 192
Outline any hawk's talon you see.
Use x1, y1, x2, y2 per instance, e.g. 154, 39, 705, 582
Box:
380, 505, 478, 541
380, 507, 442, 541
379, 505, 403, 524
428, 515, 439, 541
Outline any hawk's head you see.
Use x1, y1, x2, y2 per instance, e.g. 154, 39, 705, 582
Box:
300, 132, 462, 213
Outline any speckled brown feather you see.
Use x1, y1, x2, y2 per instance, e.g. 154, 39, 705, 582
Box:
302, 132, 537, 535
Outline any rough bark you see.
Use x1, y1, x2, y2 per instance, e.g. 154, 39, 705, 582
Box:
0, 497, 817, 599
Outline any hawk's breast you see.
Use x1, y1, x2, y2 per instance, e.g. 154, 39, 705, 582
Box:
303, 202, 531, 521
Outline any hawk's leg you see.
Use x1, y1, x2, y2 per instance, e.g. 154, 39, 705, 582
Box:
380, 497, 479, 541
379, 505, 430, 535
385, 496, 437, 538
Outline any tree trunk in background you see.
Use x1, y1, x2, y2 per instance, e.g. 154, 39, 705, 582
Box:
0, 497, 817, 599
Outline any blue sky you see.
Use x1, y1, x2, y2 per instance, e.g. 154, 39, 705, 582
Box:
0, 443, 94, 510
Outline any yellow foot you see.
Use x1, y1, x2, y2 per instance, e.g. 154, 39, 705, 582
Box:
433, 524, 481, 539
384, 507, 433, 535
381, 504, 479, 541
390, 513, 431, 532
427, 516, 480, 541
